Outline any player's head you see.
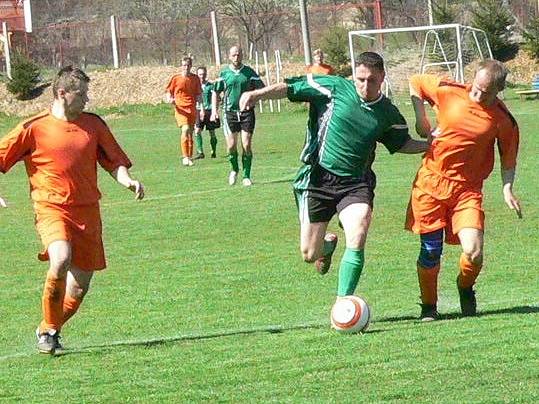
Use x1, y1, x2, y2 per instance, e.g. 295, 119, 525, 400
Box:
313, 48, 324, 64
229, 46, 243, 68
52, 65, 90, 117
354, 52, 385, 102
181, 56, 193, 76
197, 66, 207, 82
469, 59, 507, 106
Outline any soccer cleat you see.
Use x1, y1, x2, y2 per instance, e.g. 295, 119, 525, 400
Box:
194, 153, 205, 160
228, 171, 238, 185
187, 158, 194, 166
419, 304, 439, 322
314, 233, 338, 275
211, 152, 216, 158
36, 328, 62, 354
457, 277, 477, 316
182, 157, 190, 166
242, 178, 252, 187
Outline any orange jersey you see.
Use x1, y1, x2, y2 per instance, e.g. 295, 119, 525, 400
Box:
306, 63, 335, 75
166, 73, 202, 116
409, 74, 519, 190
0, 110, 132, 206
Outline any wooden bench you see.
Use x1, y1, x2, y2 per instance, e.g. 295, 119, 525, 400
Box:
515, 89, 539, 101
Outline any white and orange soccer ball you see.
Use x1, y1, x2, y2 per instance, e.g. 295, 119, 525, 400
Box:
330, 295, 371, 333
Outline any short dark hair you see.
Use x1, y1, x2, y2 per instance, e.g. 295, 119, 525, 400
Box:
476, 59, 507, 91
181, 56, 193, 64
197, 66, 207, 73
356, 51, 385, 72
52, 66, 90, 99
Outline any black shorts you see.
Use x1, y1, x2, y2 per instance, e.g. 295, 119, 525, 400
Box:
195, 110, 220, 131
224, 110, 255, 135
293, 165, 376, 223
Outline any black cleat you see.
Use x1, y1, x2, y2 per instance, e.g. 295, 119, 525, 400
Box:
457, 278, 477, 316
210, 151, 216, 158
194, 152, 205, 160
419, 304, 439, 322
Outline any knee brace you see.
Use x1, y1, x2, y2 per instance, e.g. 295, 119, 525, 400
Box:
418, 230, 443, 268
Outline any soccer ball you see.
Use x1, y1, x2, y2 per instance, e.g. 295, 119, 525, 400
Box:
330, 295, 371, 333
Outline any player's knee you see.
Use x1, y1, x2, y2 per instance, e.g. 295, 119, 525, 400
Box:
462, 249, 483, 266
68, 284, 89, 300
418, 230, 443, 268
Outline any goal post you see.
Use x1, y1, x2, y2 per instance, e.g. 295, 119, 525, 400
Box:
349, 24, 493, 100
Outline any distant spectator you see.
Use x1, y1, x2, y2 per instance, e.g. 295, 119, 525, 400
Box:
306, 49, 335, 75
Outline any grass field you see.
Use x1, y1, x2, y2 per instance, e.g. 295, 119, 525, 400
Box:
0, 94, 537, 402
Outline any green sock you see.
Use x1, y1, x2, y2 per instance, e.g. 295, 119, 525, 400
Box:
195, 133, 204, 154
242, 153, 252, 178
229, 151, 239, 172
209, 133, 217, 154
337, 248, 365, 296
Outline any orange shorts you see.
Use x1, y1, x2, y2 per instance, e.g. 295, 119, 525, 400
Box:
174, 109, 196, 127
34, 202, 106, 271
405, 171, 484, 244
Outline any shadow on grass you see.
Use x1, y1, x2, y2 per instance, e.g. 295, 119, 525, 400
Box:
54, 322, 385, 357
377, 304, 539, 324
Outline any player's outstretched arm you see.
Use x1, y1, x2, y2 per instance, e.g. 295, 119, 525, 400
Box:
396, 137, 429, 154
111, 166, 145, 201
239, 82, 288, 111
501, 167, 522, 218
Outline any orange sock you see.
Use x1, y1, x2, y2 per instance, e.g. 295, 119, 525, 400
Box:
39, 274, 66, 333
180, 133, 189, 157
187, 135, 193, 158
458, 253, 482, 289
417, 263, 440, 306
62, 295, 82, 327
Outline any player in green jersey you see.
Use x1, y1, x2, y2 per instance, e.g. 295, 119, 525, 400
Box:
211, 46, 265, 186
240, 52, 429, 310
194, 66, 219, 159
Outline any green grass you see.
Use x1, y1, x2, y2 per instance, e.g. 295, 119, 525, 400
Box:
0, 96, 538, 402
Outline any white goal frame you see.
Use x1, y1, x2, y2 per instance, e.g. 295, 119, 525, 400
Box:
348, 23, 493, 94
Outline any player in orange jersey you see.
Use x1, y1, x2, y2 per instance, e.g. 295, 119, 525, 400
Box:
0, 66, 144, 354
405, 59, 521, 321
165, 56, 203, 166
305, 49, 335, 75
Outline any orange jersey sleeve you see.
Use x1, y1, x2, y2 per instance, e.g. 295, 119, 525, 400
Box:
166, 74, 201, 115
414, 76, 519, 188
0, 111, 132, 206
409, 74, 444, 107
306, 63, 335, 75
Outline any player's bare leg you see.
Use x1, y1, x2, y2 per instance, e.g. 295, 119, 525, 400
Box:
457, 228, 484, 316
240, 130, 253, 186
180, 125, 194, 166
300, 221, 329, 263
335, 203, 372, 296
62, 266, 94, 327
226, 131, 240, 185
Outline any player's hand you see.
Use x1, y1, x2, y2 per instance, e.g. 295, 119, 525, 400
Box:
210, 111, 218, 122
239, 91, 256, 111
199, 110, 205, 121
0, 196, 7, 208
503, 189, 522, 219
127, 180, 145, 201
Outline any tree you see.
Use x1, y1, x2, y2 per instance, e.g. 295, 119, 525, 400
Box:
319, 26, 351, 76
523, 17, 539, 60
471, 0, 518, 61
6, 52, 41, 100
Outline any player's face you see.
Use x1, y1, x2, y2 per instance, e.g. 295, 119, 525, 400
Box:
229, 47, 243, 68
354, 64, 385, 101
63, 81, 89, 117
469, 69, 500, 106
197, 69, 207, 82
181, 59, 192, 76
313, 53, 323, 64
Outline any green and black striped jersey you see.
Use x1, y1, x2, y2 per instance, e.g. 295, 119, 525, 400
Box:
286, 74, 411, 178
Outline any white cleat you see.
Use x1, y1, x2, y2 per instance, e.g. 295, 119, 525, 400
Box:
242, 178, 252, 187
187, 158, 194, 166
228, 171, 238, 185
182, 157, 190, 166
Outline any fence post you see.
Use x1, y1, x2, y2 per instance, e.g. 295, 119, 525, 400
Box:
210, 11, 221, 67
2, 22, 11, 79
110, 15, 119, 68
275, 50, 281, 112
263, 51, 273, 112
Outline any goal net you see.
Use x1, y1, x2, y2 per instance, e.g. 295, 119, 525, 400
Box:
348, 24, 493, 101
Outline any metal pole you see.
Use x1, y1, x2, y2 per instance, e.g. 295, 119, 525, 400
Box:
275, 50, 281, 112
427, 0, 433, 25
110, 15, 119, 68
210, 11, 221, 66
263, 50, 273, 112
2, 22, 11, 79
298, 0, 312, 65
